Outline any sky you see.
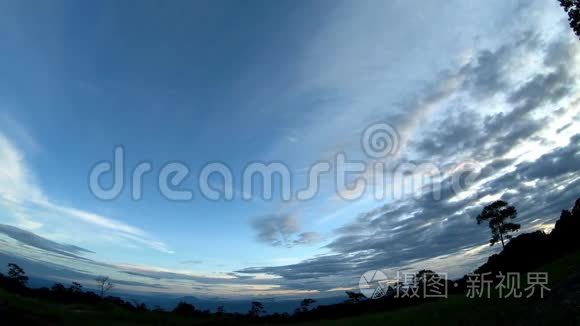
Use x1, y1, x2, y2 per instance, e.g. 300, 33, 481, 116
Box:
0, 0, 579, 299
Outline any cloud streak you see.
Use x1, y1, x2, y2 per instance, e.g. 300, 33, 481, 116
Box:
0, 131, 172, 254
0, 224, 94, 259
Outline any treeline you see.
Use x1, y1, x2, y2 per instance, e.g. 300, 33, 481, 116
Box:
0, 266, 149, 312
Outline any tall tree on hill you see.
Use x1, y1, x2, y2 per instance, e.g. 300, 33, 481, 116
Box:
7, 263, 28, 287
477, 200, 520, 248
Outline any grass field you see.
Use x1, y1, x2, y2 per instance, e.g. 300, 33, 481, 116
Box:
2, 251, 580, 325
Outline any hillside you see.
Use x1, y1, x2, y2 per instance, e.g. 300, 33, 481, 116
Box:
1, 250, 579, 325
302, 251, 580, 325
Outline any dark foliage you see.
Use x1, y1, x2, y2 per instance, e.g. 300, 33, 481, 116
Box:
344, 291, 366, 304
559, 0, 580, 38
172, 301, 196, 316
7, 263, 28, 286
299, 298, 316, 312
248, 301, 265, 317
477, 200, 520, 248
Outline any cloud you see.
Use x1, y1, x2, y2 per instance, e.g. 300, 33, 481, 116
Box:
0, 224, 94, 259
251, 214, 321, 247
517, 134, 580, 180
293, 232, 323, 245
180, 259, 204, 265
460, 31, 540, 99
112, 279, 169, 290
121, 271, 162, 280
414, 34, 578, 162
257, 1, 531, 169
507, 65, 573, 116
0, 132, 46, 204
0, 251, 172, 292
1, 0, 577, 298
0, 131, 172, 254
238, 133, 580, 291
236, 25, 580, 292
252, 214, 299, 246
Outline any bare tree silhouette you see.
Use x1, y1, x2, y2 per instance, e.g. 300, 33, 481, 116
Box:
95, 275, 114, 297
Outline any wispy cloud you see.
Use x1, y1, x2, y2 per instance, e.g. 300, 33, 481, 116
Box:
251, 214, 322, 248
0, 131, 172, 254
0, 224, 94, 259
237, 14, 580, 293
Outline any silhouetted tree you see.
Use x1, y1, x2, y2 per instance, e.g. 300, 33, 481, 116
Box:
300, 298, 316, 312
132, 300, 148, 312
7, 263, 28, 287
414, 270, 434, 291
95, 275, 114, 297
559, 0, 580, 38
477, 200, 520, 248
51, 283, 67, 293
470, 198, 580, 279
249, 301, 265, 317
344, 291, 365, 304
173, 301, 197, 316
216, 305, 225, 315
414, 269, 437, 282
69, 282, 83, 293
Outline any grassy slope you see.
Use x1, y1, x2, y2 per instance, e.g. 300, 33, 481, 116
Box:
1, 251, 579, 325
0, 290, 233, 325
301, 251, 580, 325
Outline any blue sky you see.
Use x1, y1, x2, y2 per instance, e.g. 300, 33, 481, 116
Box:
0, 0, 579, 298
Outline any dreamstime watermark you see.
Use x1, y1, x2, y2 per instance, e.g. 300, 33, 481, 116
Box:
88, 122, 486, 202
358, 270, 550, 300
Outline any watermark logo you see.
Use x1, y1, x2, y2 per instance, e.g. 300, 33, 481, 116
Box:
358, 270, 550, 300
361, 122, 400, 158
359, 270, 448, 300
358, 270, 389, 299
88, 122, 485, 202
465, 272, 550, 299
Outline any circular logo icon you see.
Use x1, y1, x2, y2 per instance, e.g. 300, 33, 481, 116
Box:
359, 270, 388, 299
361, 122, 400, 159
